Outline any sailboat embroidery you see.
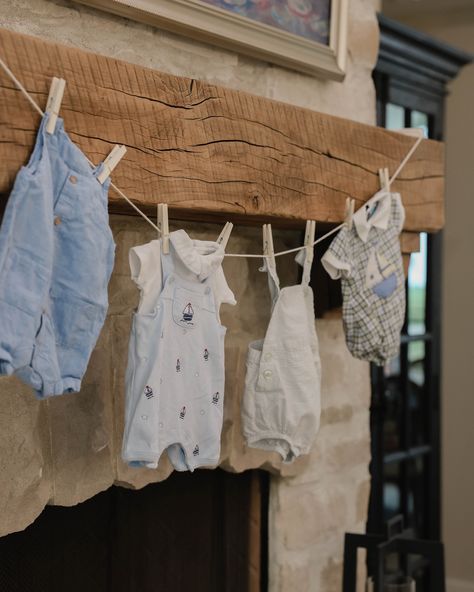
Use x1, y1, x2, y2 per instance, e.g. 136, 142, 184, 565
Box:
193, 444, 200, 456
212, 392, 220, 405
182, 303, 194, 323
144, 385, 154, 399
179, 406, 186, 420
366, 250, 397, 299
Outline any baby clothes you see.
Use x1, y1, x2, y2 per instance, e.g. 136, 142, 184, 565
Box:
0, 113, 115, 398
122, 230, 236, 471
241, 248, 321, 463
321, 190, 406, 365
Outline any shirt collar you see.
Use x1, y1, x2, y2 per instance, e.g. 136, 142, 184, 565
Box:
169, 229, 224, 281
353, 190, 392, 242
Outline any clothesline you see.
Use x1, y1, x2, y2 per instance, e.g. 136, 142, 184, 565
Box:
0, 56, 161, 234
0, 56, 422, 259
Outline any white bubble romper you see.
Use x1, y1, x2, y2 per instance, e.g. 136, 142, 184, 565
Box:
241, 249, 321, 462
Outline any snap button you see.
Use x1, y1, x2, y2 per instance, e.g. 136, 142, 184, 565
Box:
141, 415, 148, 421
141, 356, 148, 362
200, 410, 205, 416
195, 372, 199, 377
69, 175, 78, 184
263, 370, 272, 380
159, 422, 164, 428
264, 353, 272, 362
54, 216, 61, 226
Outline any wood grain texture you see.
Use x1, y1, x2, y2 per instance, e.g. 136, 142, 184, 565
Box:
0, 28, 445, 232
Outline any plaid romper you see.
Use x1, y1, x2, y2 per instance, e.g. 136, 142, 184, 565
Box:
322, 191, 406, 365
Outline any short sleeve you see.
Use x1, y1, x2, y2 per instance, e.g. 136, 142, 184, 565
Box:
211, 267, 237, 308
321, 227, 352, 280
129, 239, 162, 314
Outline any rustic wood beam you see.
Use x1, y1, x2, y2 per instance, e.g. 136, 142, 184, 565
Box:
0, 28, 445, 234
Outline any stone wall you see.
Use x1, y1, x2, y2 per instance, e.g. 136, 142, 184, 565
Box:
0, 0, 380, 590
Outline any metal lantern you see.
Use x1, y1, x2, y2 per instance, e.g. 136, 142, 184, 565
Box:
342, 515, 445, 592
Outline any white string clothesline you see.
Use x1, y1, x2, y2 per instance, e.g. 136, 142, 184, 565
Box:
0, 56, 423, 259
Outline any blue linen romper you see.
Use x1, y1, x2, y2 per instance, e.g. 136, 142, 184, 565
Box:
0, 113, 115, 398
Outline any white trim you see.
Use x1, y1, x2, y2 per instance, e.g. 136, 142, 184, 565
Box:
447, 578, 474, 592
74, 0, 348, 80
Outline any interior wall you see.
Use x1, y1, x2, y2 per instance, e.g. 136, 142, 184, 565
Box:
382, 4, 474, 590
0, 1, 381, 590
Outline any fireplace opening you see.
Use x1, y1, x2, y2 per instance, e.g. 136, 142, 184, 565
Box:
0, 469, 269, 592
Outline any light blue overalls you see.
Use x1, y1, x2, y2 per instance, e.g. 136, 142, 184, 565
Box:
0, 113, 115, 398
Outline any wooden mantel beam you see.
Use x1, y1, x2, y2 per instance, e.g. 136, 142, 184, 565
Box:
0, 28, 444, 233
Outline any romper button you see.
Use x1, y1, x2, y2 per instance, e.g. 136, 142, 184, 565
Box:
141, 356, 148, 362
263, 370, 272, 380
159, 422, 164, 428
264, 353, 272, 361
54, 216, 61, 226
195, 372, 199, 377
200, 410, 205, 415
141, 415, 148, 421
69, 175, 77, 184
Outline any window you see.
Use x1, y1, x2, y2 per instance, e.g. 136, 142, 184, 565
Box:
367, 12, 469, 586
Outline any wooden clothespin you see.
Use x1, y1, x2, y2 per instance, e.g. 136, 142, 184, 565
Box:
97, 144, 127, 184
157, 203, 170, 254
345, 198, 355, 230
216, 222, 233, 250
45, 77, 66, 134
378, 167, 390, 192
304, 220, 316, 264
263, 223, 276, 271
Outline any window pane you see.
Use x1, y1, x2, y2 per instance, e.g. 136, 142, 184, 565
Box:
386, 103, 405, 130
383, 375, 402, 454
383, 462, 402, 521
408, 233, 427, 335
411, 110, 429, 138
407, 457, 427, 537
408, 341, 426, 447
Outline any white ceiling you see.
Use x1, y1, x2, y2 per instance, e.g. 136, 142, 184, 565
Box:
383, 0, 474, 18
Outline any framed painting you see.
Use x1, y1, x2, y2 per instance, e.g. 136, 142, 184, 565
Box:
75, 0, 349, 80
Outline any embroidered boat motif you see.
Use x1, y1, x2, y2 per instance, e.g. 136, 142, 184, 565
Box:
179, 406, 186, 419
193, 444, 199, 456
212, 392, 220, 405
144, 385, 154, 399
176, 358, 181, 372
182, 302, 194, 323
204, 348, 209, 361
365, 201, 379, 221
366, 250, 397, 299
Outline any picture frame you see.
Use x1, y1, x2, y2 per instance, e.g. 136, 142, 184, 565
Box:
75, 0, 349, 80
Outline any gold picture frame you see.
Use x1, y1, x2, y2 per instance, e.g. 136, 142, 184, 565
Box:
75, 0, 349, 80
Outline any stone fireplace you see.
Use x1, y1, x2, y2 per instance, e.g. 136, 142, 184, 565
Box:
0, 0, 380, 589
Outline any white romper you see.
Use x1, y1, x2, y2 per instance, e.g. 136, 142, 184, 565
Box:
241, 249, 321, 462
122, 230, 235, 471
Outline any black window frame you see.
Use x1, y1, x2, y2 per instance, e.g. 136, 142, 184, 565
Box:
368, 12, 471, 555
